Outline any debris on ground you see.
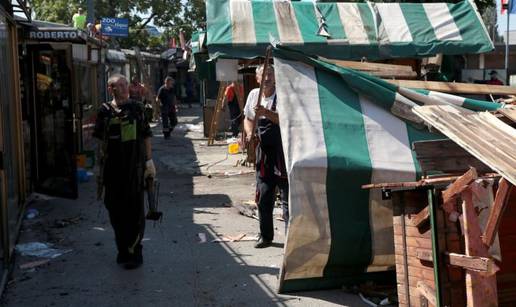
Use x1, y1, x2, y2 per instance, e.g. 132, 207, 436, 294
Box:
207, 170, 254, 178
25, 208, 39, 220
25, 193, 55, 203
54, 216, 82, 228
342, 282, 397, 307
19, 259, 50, 270
15, 242, 72, 259
211, 233, 258, 243
174, 123, 203, 133
197, 233, 207, 243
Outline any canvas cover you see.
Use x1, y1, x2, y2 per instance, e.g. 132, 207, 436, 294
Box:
206, 0, 493, 60
272, 46, 501, 292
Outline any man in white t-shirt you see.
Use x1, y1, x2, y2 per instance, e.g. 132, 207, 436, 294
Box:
243, 64, 288, 249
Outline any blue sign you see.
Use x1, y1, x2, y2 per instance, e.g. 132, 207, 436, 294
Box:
101, 18, 129, 37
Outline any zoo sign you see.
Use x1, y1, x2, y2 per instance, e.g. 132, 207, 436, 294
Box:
100, 18, 129, 37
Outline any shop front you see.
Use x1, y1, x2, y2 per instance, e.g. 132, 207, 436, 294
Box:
0, 1, 26, 273
18, 20, 104, 199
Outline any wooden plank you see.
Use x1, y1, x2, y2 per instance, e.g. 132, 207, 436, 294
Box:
394, 225, 431, 238
498, 107, 516, 123
325, 58, 415, 72
483, 178, 514, 247
417, 281, 437, 306
411, 206, 430, 228
446, 253, 497, 274
461, 189, 499, 307
413, 139, 492, 175
442, 167, 478, 204
387, 79, 516, 95
416, 249, 433, 262
413, 105, 516, 186
362, 173, 500, 190
207, 83, 228, 145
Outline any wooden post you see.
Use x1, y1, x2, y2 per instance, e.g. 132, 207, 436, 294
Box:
482, 178, 513, 247
207, 83, 228, 145
461, 189, 498, 307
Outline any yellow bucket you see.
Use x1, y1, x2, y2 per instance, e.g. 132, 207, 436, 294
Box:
228, 142, 240, 154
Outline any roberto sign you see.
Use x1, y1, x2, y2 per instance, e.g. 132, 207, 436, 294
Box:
28, 30, 86, 43
100, 18, 129, 37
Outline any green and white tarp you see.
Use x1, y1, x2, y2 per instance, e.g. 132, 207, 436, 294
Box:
272, 46, 500, 292
206, 0, 493, 60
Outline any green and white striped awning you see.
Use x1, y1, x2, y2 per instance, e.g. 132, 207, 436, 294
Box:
272, 46, 501, 292
206, 0, 493, 60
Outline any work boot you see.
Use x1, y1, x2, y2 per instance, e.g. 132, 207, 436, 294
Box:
116, 252, 130, 265
254, 237, 272, 249
124, 246, 143, 270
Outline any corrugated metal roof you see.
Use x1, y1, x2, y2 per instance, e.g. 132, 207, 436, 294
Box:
413, 105, 516, 185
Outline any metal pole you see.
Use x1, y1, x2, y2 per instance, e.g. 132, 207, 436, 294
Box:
87, 0, 95, 24
506, 6, 510, 85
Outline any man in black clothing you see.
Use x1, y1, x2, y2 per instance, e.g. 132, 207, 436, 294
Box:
156, 76, 179, 139
94, 74, 155, 269
243, 64, 289, 249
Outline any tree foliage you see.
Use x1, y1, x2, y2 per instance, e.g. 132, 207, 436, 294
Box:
30, 0, 207, 50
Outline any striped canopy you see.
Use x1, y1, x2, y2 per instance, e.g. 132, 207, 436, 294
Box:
206, 0, 493, 60
272, 46, 500, 292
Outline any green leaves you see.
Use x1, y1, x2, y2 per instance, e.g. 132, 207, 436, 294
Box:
30, 0, 207, 50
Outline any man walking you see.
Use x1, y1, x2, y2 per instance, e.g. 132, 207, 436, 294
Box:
243, 64, 288, 248
94, 74, 155, 269
156, 76, 179, 139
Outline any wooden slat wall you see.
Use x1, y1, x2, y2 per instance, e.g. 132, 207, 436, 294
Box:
497, 188, 516, 306
393, 190, 466, 306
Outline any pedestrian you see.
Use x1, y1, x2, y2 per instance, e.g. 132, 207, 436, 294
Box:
224, 82, 242, 138
72, 8, 86, 29
243, 64, 288, 249
128, 76, 146, 103
156, 76, 179, 139
93, 74, 155, 269
487, 70, 503, 86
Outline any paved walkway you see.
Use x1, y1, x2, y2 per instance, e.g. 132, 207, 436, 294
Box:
2, 106, 366, 307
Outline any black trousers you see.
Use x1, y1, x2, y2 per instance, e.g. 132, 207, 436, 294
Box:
227, 100, 242, 137
104, 185, 145, 257
256, 174, 289, 242
162, 105, 178, 135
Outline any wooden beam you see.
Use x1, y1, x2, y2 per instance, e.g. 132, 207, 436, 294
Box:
482, 178, 513, 247
386, 79, 516, 95
442, 167, 478, 204
325, 59, 417, 79
446, 253, 498, 274
324, 59, 415, 72
411, 206, 430, 228
413, 139, 492, 175
498, 107, 516, 123
417, 281, 437, 306
461, 189, 498, 307
362, 173, 500, 190
416, 248, 433, 262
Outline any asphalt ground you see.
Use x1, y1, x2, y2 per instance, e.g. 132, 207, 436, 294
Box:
1, 105, 367, 307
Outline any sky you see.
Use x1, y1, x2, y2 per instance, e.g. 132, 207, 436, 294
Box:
496, 0, 516, 33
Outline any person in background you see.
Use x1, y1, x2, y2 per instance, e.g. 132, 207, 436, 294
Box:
243, 64, 288, 249
93, 74, 155, 269
224, 82, 243, 138
156, 76, 179, 139
72, 8, 87, 29
129, 76, 147, 103
487, 70, 504, 86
